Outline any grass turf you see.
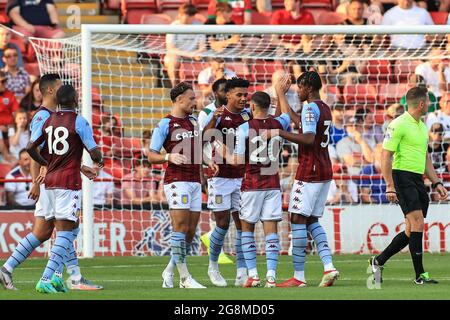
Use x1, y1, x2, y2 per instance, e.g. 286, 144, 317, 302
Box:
1, 253, 450, 300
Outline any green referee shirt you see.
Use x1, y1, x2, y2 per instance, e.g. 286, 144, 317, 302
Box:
382, 111, 428, 174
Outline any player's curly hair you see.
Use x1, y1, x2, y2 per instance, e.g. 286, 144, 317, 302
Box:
224, 77, 250, 93
296, 71, 322, 91
170, 82, 193, 102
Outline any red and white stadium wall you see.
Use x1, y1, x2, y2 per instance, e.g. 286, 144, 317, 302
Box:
0, 204, 449, 258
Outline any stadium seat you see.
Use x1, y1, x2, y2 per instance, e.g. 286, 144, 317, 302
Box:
302, 0, 333, 9
0, 163, 12, 179
393, 59, 421, 83
362, 60, 392, 83
157, 0, 188, 11
124, 0, 159, 23
251, 12, 272, 24
228, 62, 255, 82
374, 109, 387, 125
127, 9, 158, 24
430, 11, 449, 25
253, 60, 284, 82
315, 11, 346, 25
24, 62, 39, 78
179, 61, 208, 82
140, 13, 172, 24
378, 83, 409, 104
343, 84, 378, 104
272, 0, 285, 9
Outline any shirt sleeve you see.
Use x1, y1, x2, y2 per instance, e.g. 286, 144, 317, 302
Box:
275, 113, 291, 131
198, 106, 216, 131
30, 110, 50, 143
75, 115, 98, 151
423, 11, 434, 25
301, 102, 320, 134
149, 118, 170, 153
382, 119, 403, 152
234, 122, 249, 155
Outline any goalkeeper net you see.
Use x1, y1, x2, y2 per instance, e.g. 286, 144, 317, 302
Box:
28, 25, 450, 257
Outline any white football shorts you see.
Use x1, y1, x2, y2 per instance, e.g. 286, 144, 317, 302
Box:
46, 189, 82, 222
163, 182, 202, 212
288, 180, 332, 218
207, 177, 242, 213
34, 184, 54, 221
239, 190, 282, 224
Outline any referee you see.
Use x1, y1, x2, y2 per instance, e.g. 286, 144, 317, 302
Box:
369, 86, 448, 284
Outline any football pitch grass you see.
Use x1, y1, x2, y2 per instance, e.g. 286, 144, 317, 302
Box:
1, 253, 450, 300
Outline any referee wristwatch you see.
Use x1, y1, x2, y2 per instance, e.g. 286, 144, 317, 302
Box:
431, 181, 443, 189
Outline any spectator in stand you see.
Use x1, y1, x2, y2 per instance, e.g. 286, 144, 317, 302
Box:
400, 74, 438, 113
428, 122, 449, 173
359, 143, 388, 203
0, 70, 20, 135
341, 0, 376, 47
97, 114, 122, 158
4, 149, 34, 207
164, 4, 206, 87
93, 167, 115, 206
205, 3, 241, 54
198, 57, 236, 106
336, 113, 374, 175
382, 103, 404, 133
355, 107, 384, 148
19, 79, 42, 115
381, 0, 434, 49
121, 157, 163, 205
6, 0, 65, 39
426, 92, 450, 143
337, 0, 383, 25
327, 163, 359, 204
415, 48, 450, 101
8, 109, 29, 160
323, 33, 368, 85
271, 0, 315, 79
2, 44, 30, 101
0, 27, 24, 69
207, 0, 252, 25
330, 103, 347, 146
264, 70, 300, 116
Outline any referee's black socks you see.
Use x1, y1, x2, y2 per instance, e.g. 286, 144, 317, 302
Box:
376, 231, 409, 266
409, 232, 425, 278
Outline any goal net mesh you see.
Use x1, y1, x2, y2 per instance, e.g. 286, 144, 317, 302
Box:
29, 29, 450, 257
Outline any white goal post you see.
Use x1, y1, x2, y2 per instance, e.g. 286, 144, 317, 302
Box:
31, 24, 450, 258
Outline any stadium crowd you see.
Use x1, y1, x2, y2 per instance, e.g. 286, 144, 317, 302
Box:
0, 0, 450, 208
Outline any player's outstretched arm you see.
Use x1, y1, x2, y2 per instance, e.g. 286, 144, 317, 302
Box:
275, 74, 300, 127
264, 129, 315, 146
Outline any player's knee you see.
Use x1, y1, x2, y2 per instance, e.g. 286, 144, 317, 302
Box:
216, 216, 230, 229
32, 228, 53, 242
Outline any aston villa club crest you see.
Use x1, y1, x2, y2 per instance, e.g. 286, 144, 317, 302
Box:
190, 118, 198, 126
241, 113, 250, 121
2, 98, 9, 105
215, 195, 223, 204
181, 195, 189, 204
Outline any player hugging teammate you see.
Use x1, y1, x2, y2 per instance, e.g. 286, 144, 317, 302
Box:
148, 72, 339, 289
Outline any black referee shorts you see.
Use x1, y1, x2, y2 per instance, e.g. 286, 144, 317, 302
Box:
392, 170, 429, 218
